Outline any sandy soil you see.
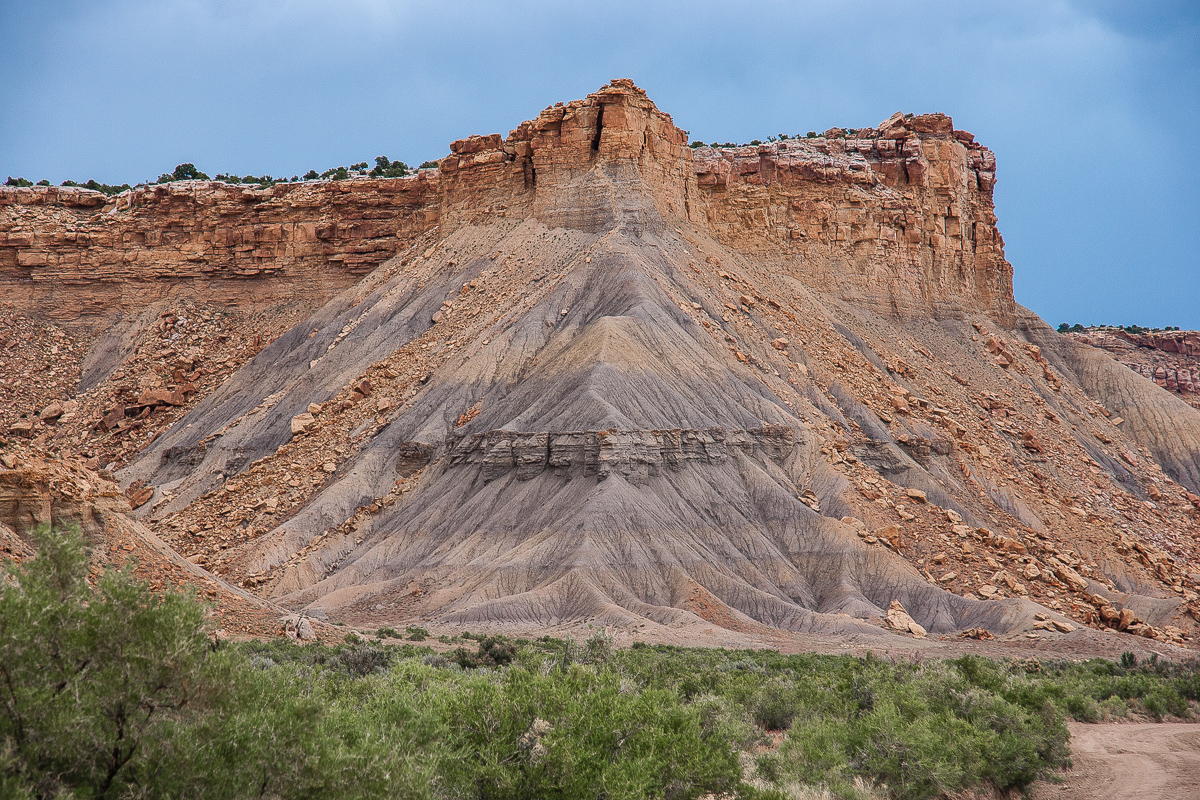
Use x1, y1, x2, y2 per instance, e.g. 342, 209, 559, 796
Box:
1034, 722, 1200, 800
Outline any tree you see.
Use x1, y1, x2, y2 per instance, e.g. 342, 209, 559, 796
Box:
171, 163, 209, 181
0, 525, 210, 798
1057, 323, 1070, 333
369, 156, 410, 178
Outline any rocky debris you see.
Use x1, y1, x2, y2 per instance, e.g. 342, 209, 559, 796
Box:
125, 480, 154, 508
960, 627, 994, 640
885, 600, 927, 637
3, 299, 309, 474
282, 614, 316, 641
1032, 613, 1075, 633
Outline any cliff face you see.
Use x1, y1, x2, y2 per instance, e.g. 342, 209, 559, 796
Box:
692, 114, 1014, 324
0, 176, 438, 321
1070, 329, 1200, 409
1, 80, 1011, 328
436, 80, 1013, 323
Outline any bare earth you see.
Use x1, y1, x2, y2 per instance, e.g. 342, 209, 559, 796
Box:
1034, 722, 1200, 800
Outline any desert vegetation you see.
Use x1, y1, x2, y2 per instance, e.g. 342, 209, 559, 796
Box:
1058, 322, 1184, 333
3, 526, 1198, 800
3, 154, 425, 197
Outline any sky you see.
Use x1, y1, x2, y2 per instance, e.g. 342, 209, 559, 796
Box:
2, 1, 1197, 329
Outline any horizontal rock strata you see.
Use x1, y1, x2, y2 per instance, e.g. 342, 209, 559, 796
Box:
446, 426, 796, 482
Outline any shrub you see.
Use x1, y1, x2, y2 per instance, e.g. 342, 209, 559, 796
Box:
405, 625, 429, 641
0, 524, 210, 798
451, 635, 518, 669
369, 156, 410, 178
333, 644, 392, 677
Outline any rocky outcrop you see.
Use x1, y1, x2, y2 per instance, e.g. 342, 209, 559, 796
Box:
1069, 328, 1200, 409
2, 82, 1011, 331
692, 116, 1014, 324
446, 425, 797, 483
0, 176, 438, 322
434, 84, 1013, 324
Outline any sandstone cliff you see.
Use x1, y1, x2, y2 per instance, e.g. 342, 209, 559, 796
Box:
0, 83, 1008, 327
1070, 328, 1200, 410
0, 176, 438, 321
5, 80, 1199, 653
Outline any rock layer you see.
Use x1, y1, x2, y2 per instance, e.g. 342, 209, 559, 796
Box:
1070, 329, 1200, 410
0, 176, 438, 321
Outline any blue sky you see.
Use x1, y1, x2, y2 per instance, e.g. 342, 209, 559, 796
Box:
2, 1, 1197, 329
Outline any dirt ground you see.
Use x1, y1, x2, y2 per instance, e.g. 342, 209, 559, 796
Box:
1033, 721, 1200, 800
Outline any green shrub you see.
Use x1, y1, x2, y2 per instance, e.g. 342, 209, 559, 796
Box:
0, 524, 210, 798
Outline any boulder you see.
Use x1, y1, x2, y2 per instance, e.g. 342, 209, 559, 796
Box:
885, 600, 926, 637
291, 412, 316, 435
38, 403, 64, 422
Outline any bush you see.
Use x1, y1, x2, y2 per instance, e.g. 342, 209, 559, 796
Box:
451, 635, 518, 669
370, 156, 410, 178
0, 524, 210, 798
405, 625, 429, 641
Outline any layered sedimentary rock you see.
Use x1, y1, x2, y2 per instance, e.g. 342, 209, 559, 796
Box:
1, 81, 1009, 327
1070, 328, 1200, 409
692, 114, 1013, 324
447, 426, 797, 483
0, 176, 438, 321
7, 80, 1200, 650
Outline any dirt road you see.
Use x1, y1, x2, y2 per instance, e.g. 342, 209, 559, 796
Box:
1034, 722, 1200, 800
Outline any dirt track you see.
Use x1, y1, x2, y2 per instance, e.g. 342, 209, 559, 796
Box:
1034, 722, 1200, 800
